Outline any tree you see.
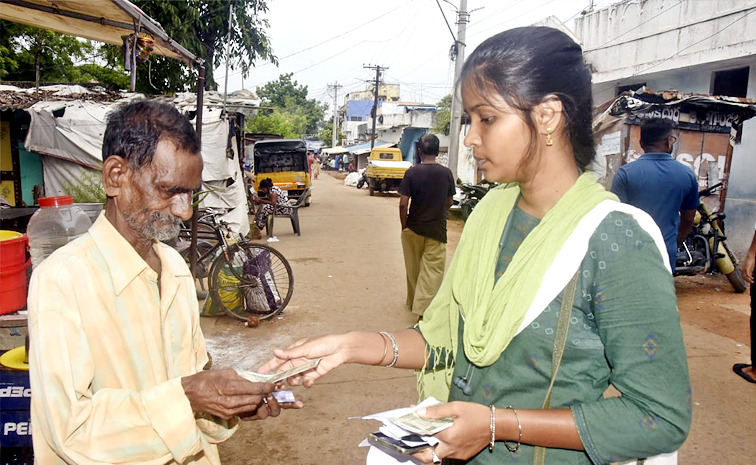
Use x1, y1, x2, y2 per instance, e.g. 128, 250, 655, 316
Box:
317, 120, 334, 146
432, 94, 452, 135
246, 108, 306, 139
128, 0, 276, 92
253, 73, 327, 136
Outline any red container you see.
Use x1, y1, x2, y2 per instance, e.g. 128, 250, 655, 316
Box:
0, 231, 30, 314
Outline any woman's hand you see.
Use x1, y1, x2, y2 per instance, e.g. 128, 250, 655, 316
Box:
258, 334, 351, 388
252, 196, 263, 205
411, 401, 490, 463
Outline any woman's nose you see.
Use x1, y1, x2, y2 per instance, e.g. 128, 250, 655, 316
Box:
464, 126, 480, 148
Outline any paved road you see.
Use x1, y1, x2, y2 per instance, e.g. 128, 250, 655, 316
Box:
202, 172, 754, 465
203, 173, 426, 464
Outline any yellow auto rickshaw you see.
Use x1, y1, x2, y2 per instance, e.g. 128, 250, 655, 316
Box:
253, 139, 312, 206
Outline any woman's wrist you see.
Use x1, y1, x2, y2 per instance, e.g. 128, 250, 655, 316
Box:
494, 406, 522, 445
341, 331, 385, 366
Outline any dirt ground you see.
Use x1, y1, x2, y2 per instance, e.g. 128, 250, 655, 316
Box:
200, 173, 754, 465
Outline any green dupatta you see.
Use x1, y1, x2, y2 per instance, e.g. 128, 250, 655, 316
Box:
416, 172, 618, 400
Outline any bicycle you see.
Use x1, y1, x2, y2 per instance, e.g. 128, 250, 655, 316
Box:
174, 209, 294, 321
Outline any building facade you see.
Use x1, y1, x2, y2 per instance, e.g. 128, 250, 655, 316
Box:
573, 0, 756, 256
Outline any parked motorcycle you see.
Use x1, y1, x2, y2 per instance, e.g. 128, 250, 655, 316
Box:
451, 179, 497, 221
356, 169, 368, 189
675, 182, 747, 293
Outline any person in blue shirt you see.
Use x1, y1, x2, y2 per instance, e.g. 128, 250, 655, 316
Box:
611, 119, 699, 271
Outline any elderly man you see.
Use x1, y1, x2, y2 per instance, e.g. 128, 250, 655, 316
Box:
28, 100, 295, 465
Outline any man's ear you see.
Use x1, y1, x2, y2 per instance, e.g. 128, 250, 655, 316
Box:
532, 94, 564, 137
102, 156, 130, 197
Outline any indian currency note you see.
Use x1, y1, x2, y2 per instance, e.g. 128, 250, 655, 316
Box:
390, 411, 453, 436
236, 358, 321, 384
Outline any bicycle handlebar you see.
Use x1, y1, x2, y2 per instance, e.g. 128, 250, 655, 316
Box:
699, 182, 723, 198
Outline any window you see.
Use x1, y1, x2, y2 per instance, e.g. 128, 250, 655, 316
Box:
711, 67, 749, 98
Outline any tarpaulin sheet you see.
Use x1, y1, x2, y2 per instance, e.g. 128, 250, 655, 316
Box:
24, 99, 250, 234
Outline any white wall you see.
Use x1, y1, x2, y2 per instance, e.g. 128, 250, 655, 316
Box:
575, 0, 756, 84
578, 0, 756, 258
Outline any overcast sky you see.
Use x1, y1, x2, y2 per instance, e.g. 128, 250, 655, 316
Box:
216, 0, 609, 115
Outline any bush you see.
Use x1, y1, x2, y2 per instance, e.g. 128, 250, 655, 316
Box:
63, 171, 106, 204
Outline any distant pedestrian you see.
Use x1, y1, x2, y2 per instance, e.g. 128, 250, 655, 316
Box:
610, 119, 699, 271
733, 219, 756, 384
312, 157, 320, 179
307, 152, 315, 179
398, 134, 455, 317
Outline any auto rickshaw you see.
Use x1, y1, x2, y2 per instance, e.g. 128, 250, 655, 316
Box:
364, 147, 412, 196
252, 139, 312, 206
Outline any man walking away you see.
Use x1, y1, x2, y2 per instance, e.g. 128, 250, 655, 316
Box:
733, 220, 756, 384
611, 119, 699, 271
399, 134, 455, 317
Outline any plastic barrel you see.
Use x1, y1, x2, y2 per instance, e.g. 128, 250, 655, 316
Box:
0, 231, 30, 314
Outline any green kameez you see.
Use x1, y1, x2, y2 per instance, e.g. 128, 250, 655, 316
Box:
422, 207, 691, 465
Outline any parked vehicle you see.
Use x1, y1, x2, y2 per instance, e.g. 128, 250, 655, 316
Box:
356, 168, 368, 189
451, 179, 498, 221
675, 182, 746, 293
364, 147, 412, 196
253, 139, 312, 206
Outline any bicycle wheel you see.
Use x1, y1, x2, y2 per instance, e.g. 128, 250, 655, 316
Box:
208, 243, 294, 321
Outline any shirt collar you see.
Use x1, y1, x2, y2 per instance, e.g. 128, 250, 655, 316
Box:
641, 152, 674, 160
88, 212, 190, 295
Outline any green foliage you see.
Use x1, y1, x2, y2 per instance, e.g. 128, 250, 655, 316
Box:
63, 171, 106, 204
318, 120, 334, 146
128, 0, 276, 92
0, 20, 132, 88
251, 73, 328, 137
432, 94, 452, 135
1, 22, 91, 82
246, 108, 306, 139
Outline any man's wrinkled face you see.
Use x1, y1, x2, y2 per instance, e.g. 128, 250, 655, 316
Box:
119, 139, 202, 242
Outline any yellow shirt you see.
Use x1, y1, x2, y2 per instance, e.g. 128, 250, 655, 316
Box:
28, 213, 237, 465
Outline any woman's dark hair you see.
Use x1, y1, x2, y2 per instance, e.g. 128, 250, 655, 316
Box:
259, 178, 274, 189
103, 99, 200, 171
460, 27, 594, 170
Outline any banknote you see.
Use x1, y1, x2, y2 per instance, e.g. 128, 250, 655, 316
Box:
390, 409, 453, 435
236, 358, 321, 384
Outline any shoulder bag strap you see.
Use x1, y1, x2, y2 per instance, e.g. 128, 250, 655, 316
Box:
533, 270, 580, 465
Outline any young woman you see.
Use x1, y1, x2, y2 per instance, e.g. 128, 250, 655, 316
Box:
251, 178, 292, 237
261, 27, 691, 464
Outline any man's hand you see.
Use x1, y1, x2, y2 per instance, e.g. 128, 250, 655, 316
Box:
742, 250, 755, 285
181, 369, 276, 420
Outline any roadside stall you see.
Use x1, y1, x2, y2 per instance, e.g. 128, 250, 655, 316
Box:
592, 88, 756, 214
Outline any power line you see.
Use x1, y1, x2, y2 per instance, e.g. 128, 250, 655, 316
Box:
435, 0, 457, 42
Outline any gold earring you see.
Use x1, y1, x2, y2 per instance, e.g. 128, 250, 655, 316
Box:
545, 127, 553, 147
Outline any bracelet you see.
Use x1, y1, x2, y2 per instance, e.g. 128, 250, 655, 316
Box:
489, 405, 496, 452
380, 331, 398, 367
378, 332, 388, 366
504, 406, 522, 453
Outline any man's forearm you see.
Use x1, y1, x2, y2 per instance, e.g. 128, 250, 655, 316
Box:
678, 210, 696, 245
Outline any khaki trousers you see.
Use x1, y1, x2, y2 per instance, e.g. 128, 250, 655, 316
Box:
401, 228, 446, 316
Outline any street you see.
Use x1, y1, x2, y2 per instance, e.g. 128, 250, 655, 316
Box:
201, 173, 754, 465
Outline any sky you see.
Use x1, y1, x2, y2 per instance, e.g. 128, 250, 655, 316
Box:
216, 0, 614, 116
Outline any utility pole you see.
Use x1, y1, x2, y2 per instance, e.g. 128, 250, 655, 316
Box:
364, 65, 387, 150
328, 82, 342, 147
447, 0, 468, 180
222, 0, 234, 113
